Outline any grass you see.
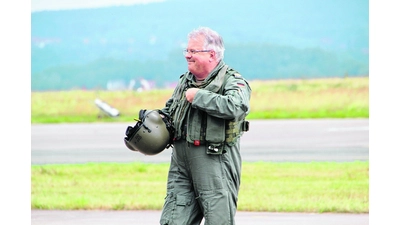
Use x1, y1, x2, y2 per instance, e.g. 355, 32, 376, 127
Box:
31, 161, 369, 213
31, 76, 369, 123
31, 77, 369, 213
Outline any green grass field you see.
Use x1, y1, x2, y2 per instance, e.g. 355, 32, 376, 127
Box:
31, 77, 369, 123
31, 162, 369, 213
31, 77, 369, 212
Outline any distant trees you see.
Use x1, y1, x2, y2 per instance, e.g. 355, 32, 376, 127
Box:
31, 44, 368, 91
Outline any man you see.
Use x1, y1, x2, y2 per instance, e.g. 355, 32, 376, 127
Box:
159, 27, 251, 225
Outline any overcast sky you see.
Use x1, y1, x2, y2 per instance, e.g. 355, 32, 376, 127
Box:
31, 0, 165, 12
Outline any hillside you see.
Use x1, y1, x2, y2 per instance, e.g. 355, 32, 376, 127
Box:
31, 0, 369, 91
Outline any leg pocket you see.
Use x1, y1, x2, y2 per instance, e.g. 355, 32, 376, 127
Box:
160, 192, 201, 225
160, 192, 176, 225
199, 190, 233, 225
176, 193, 193, 206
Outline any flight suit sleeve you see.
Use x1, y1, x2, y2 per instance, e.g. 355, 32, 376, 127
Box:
161, 73, 185, 116
161, 97, 173, 115
191, 75, 251, 120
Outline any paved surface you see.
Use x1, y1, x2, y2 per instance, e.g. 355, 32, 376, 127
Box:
31, 119, 369, 164
31, 210, 369, 225
31, 119, 369, 224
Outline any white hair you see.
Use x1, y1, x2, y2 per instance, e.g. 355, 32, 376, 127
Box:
187, 27, 225, 61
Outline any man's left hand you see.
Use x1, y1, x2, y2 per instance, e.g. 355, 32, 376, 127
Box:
185, 88, 199, 103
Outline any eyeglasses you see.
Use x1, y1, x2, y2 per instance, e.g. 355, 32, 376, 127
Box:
183, 49, 211, 56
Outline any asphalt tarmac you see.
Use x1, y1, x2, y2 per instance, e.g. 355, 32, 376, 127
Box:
31, 119, 369, 225
31, 210, 369, 225
31, 119, 369, 164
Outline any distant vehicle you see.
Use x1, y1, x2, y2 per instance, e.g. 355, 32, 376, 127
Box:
94, 98, 120, 117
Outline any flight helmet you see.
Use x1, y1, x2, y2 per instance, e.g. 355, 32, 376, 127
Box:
124, 109, 174, 155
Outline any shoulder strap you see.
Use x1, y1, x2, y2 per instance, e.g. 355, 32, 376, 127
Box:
204, 65, 228, 93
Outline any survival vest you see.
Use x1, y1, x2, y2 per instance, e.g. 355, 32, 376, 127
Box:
169, 63, 250, 154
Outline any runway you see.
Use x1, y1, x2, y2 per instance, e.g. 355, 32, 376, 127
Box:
31, 119, 369, 164
31, 210, 369, 225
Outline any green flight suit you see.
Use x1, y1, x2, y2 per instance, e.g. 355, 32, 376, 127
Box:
160, 61, 251, 225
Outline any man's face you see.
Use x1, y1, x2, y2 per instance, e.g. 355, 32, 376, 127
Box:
185, 36, 212, 78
